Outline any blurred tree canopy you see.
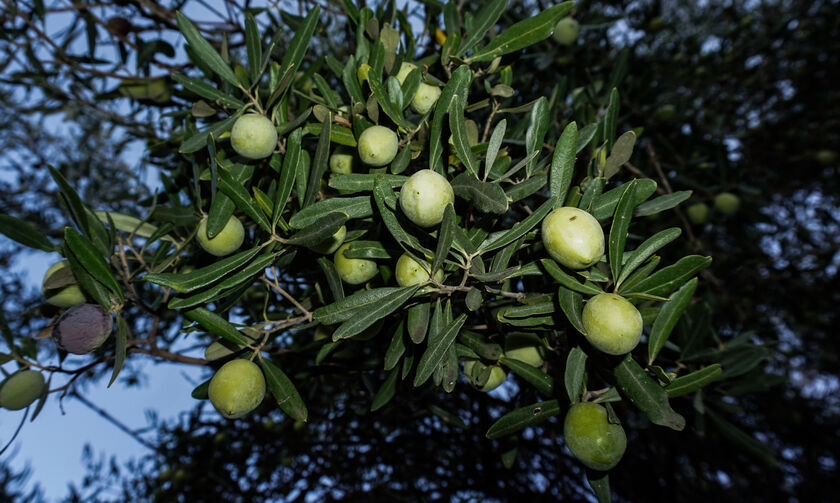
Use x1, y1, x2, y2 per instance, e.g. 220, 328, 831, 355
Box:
0, 0, 838, 502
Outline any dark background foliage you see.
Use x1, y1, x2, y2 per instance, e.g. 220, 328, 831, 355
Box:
1, 0, 838, 501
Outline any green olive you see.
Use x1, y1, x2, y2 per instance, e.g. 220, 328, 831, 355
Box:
208, 359, 266, 419
411, 83, 441, 114
463, 360, 507, 392
504, 333, 546, 367
42, 260, 85, 308
714, 192, 740, 216
582, 293, 643, 355
686, 203, 709, 224
564, 402, 627, 471
197, 216, 245, 257
394, 253, 443, 287
0, 370, 45, 410
310, 225, 347, 255
357, 126, 399, 166
333, 242, 378, 285
553, 17, 580, 45
541, 207, 605, 269
399, 169, 454, 227
230, 113, 277, 160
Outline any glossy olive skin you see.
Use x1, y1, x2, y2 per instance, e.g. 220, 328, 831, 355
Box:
463, 361, 507, 392
334, 242, 378, 285
504, 333, 546, 367
541, 207, 605, 269
395, 253, 443, 287
582, 293, 643, 355
399, 169, 454, 227
197, 216, 245, 257
564, 402, 627, 471
42, 260, 85, 308
208, 359, 266, 419
230, 114, 277, 159
357, 126, 398, 166
553, 17, 580, 45
0, 370, 45, 410
714, 192, 741, 215
53, 303, 113, 355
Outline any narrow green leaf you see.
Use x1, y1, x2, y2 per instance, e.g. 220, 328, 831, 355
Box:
430, 65, 472, 172
665, 364, 722, 398
62, 243, 111, 308
485, 400, 561, 439
564, 346, 588, 403
373, 177, 428, 255
94, 211, 174, 242
458, 330, 502, 361
244, 12, 261, 82
586, 471, 613, 503
591, 179, 657, 220
314, 286, 413, 325
144, 247, 260, 293
332, 285, 420, 340
48, 166, 109, 254
329, 173, 407, 192
525, 97, 549, 176
414, 314, 467, 387
384, 321, 406, 371
407, 301, 431, 344
622, 255, 712, 297
449, 100, 480, 177
541, 259, 603, 296
274, 128, 302, 226
277, 6, 321, 98
500, 356, 554, 395
0, 215, 56, 252
432, 204, 456, 277
456, 0, 507, 57
616, 228, 681, 288
286, 212, 347, 247
184, 307, 251, 346
479, 195, 557, 253
168, 252, 280, 309
108, 316, 128, 387
451, 173, 508, 214
604, 88, 619, 151
176, 12, 240, 87
550, 122, 577, 207
191, 378, 211, 399
614, 354, 685, 431
648, 278, 698, 364
64, 228, 124, 302
371, 369, 399, 412
369, 72, 415, 129
634, 190, 692, 217
484, 119, 507, 181
579, 177, 606, 213
260, 358, 308, 421
557, 286, 586, 335
217, 169, 271, 232
172, 74, 243, 108
304, 122, 357, 147
609, 179, 638, 282
603, 131, 636, 180
288, 196, 372, 229
208, 164, 253, 238
466, 2, 574, 62
180, 115, 238, 154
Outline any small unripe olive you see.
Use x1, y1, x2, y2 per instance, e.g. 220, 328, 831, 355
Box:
0, 370, 45, 410
334, 242, 378, 285
815, 149, 837, 165
582, 293, 643, 355
395, 253, 443, 287
553, 17, 580, 45
395, 62, 417, 85
42, 260, 85, 308
714, 192, 740, 215
686, 202, 709, 224
208, 359, 266, 419
329, 149, 355, 174
564, 402, 627, 471
357, 64, 371, 84
504, 333, 546, 367
654, 104, 676, 122
357, 126, 399, 166
230, 113, 277, 160
464, 361, 507, 392
399, 169, 454, 227
53, 303, 113, 354
411, 83, 442, 114
541, 207, 605, 269
310, 225, 347, 255
197, 216, 245, 257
